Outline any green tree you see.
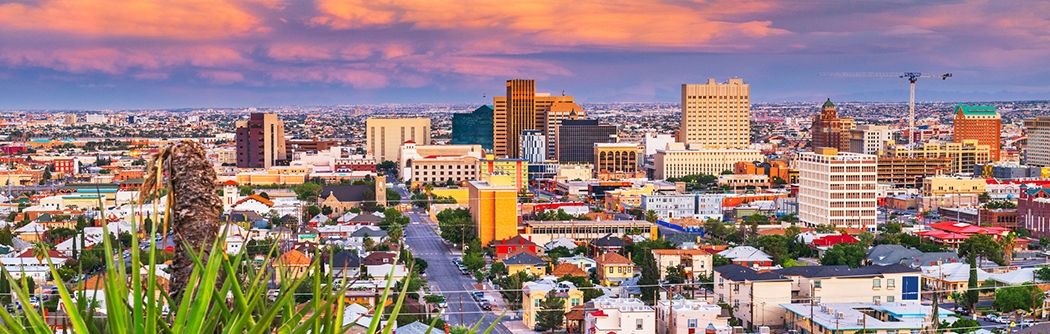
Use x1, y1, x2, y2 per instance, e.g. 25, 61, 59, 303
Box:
637, 250, 659, 303
885, 222, 902, 234
306, 205, 322, 217
819, 243, 867, 268
385, 189, 401, 207
321, 205, 333, 216
387, 224, 403, 241
258, 192, 269, 200
380, 208, 409, 229
0, 227, 13, 246
665, 265, 686, 284
239, 186, 254, 196
536, 290, 566, 333
644, 210, 659, 223
462, 251, 485, 272
1037, 267, 1050, 282
993, 283, 1044, 313
293, 182, 323, 202
436, 208, 474, 246
556, 275, 603, 302
754, 235, 790, 265
0, 274, 9, 305
957, 234, 1006, 310
547, 246, 572, 259
814, 223, 837, 233
489, 262, 507, 276
713, 254, 730, 267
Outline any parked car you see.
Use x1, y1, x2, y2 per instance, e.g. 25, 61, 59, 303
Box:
438, 302, 448, 309
985, 314, 999, 322
472, 291, 485, 301
480, 301, 492, 310
1020, 320, 1035, 328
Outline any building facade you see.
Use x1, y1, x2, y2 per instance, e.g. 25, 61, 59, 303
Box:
641, 194, 724, 221
477, 155, 528, 191
467, 175, 519, 246
555, 119, 618, 163
921, 175, 986, 197
811, 99, 854, 152
1025, 116, 1050, 167
520, 130, 546, 164
876, 157, 953, 188
680, 78, 751, 149
954, 105, 1001, 161
593, 143, 640, 176
451, 105, 495, 150
236, 113, 287, 169
652, 143, 764, 180
366, 118, 431, 163
848, 125, 892, 155
493, 79, 535, 158
539, 100, 584, 160
886, 140, 991, 175
797, 148, 878, 230
585, 297, 656, 334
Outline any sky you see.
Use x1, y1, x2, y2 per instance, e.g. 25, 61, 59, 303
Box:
0, 0, 1048, 110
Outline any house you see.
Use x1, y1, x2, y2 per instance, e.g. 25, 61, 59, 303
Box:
330, 250, 362, 278
522, 279, 584, 330
347, 212, 384, 226
336, 212, 359, 224
651, 249, 713, 281
308, 214, 329, 227
656, 299, 729, 334
494, 235, 540, 260
584, 297, 655, 334
317, 185, 374, 213
545, 237, 577, 251
914, 221, 1015, 248
781, 302, 952, 334
14, 222, 46, 242
229, 194, 275, 216
718, 246, 775, 269
550, 263, 589, 279
502, 252, 548, 276
712, 264, 793, 329
589, 235, 626, 256
316, 225, 359, 240
810, 234, 858, 248
394, 321, 434, 334
349, 226, 387, 245
921, 261, 990, 294
2, 250, 68, 281
273, 249, 311, 283
866, 244, 960, 268
595, 252, 635, 286
559, 255, 597, 273
776, 264, 922, 304
364, 252, 408, 281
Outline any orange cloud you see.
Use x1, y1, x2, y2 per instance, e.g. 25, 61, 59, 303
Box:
0, 0, 266, 40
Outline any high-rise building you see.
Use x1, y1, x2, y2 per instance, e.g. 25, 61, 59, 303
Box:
555, 119, 618, 164
1024, 116, 1050, 167
797, 148, 878, 230
520, 130, 546, 164
811, 99, 854, 151
594, 143, 641, 175
953, 105, 1001, 161
680, 78, 751, 149
538, 99, 584, 160
451, 105, 494, 150
848, 125, 892, 155
366, 118, 431, 163
493, 79, 536, 158
236, 113, 287, 169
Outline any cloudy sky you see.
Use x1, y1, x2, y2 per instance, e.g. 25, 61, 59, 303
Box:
0, 0, 1047, 109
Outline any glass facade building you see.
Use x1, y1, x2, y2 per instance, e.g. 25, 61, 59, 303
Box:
451, 105, 494, 150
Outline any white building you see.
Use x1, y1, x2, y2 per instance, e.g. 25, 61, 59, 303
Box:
848, 125, 892, 156
797, 148, 878, 230
584, 297, 656, 334
643, 133, 676, 159
652, 143, 764, 180
641, 194, 723, 221
520, 130, 546, 164
656, 299, 730, 334
1023, 116, 1050, 167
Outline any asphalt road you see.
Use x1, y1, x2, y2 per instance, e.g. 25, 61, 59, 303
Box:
404, 222, 512, 334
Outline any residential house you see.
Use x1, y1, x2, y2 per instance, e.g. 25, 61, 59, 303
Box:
584, 297, 656, 334
2, 250, 68, 281
596, 252, 635, 286
331, 250, 362, 278
651, 249, 713, 281
712, 264, 792, 330
589, 235, 626, 256
502, 252, 548, 276
559, 255, 597, 273
549, 263, 589, 279
866, 244, 960, 268
347, 212, 384, 226
494, 235, 540, 260
14, 222, 46, 242
317, 185, 374, 213
273, 249, 311, 283
656, 299, 729, 334
920, 261, 990, 294
522, 279, 584, 330
229, 194, 275, 216
364, 252, 408, 281
718, 246, 775, 269
545, 237, 577, 251
349, 226, 387, 245
777, 265, 922, 305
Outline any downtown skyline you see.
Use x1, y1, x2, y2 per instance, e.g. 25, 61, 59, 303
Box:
0, 0, 1048, 109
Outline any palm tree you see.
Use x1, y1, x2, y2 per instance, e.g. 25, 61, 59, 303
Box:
1001, 232, 1017, 266
140, 140, 222, 301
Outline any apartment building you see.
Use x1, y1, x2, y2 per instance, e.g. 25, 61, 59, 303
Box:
712, 265, 792, 330
522, 279, 584, 330
641, 194, 724, 221
848, 125, 892, 155
1024, 116, 1050, 167
797, 148, 878, 230
652, 249, 714, 281
954, 105, 1001, 161
584, 297, 656, 334
656, 299, 729, 334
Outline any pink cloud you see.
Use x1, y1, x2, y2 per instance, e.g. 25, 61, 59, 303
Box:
198, 70, 245, 84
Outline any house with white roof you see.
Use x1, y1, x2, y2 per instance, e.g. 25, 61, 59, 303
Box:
781, 302, 951, 334
545, 237, 577, 251
718, 246, 776, 269
920, 262, 991, 294
584, 297, 656, 334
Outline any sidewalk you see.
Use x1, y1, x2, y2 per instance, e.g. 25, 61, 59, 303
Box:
476, 282, 540, 334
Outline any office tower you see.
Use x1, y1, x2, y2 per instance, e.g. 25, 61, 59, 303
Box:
520, 130, 546, 164
366, 118, 431, 163
848, 125, 892, 155
451, 105, 494, 150
593, 143, 641, 174
797, 148, 878, 230
811, 99, 854, 151
236, 113, 287, 169
680, 78, 751, 149
493, 79, 536, 158
555, 119, 618, 164
538, 99, 584, 160
1024, 116, 1050, 167
953, 105, 1001, 161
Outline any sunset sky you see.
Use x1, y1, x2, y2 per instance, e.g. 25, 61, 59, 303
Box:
0, 0, 1047, 109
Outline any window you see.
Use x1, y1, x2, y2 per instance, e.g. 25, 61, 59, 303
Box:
608, 268, 614, 274
887, 278, 895, 288
688, 319, 698, 328
571, 298, 580, 306
636, 319, 644, 330
873, 279, 881, 288
888, 296, 895, 303
813, 280, 821, 289
873, 296, 880, 303
535, 299, 540, 308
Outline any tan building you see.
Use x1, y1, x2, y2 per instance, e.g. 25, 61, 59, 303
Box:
398, 142, 484, 185
593, 143, 640, 176
848, 125, 892, 155
797, 148, 878, 230
717, 174, 770, 191
1024, 116, 1050, 167
467, 175, 519, 246
522, 280, 584, 330
712, 265, 792, 330
652, 142, 764, 180
235, 165, 310, 185
366, 118, 431, 163
656, 299, 728, 334
651, 249, 713, 281
539, 99, 584, 160
235, 113, 287, 169
876, 157, 953, 188
680, 78, 750, 149
886, 140, 991, 175
921, 175, 986, 197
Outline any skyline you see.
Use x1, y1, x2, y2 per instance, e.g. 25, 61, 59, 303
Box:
1, 0, 1049, 109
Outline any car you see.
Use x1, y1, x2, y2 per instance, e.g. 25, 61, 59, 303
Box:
480, 301, 492, 310
438, 302, 448, 309
997, 316, 1011, 324
985, 314, 1000, 322
1020, 320, 1035, 328
472, 291, 485, 301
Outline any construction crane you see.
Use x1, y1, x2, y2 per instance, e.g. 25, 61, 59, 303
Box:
819, 72, 952, 146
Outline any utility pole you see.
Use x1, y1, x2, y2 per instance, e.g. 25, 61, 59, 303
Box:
809, 284, 815, 334
459, 294, 464, 326
930, 260, 941, 334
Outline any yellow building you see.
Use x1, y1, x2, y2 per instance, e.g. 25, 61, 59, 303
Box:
492, 79, 580, 159
593, 143, 641, 176
602, 184, 654, 212
596, 252, 635, 286
429, 188, 470, 205
653, 143, 765, 180
886, 140, 991, 175
922, 175, 987, 197
681, 78, 751, 149
273, 249, 311, 284
522, 280, 584, 329
467, 175, 519, 246
478, 154, 528, 191
502, 252, 547, 276
235, 166, 310, 185
366, 118, 432, 163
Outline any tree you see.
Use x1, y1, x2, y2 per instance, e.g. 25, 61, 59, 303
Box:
0, 227, 13, 246
387, 224, 403, 241
360, 189, 380, 212
985, 200, 1017, 209
385, 189, 402, 207
637, 250, 659, 303
462, 251, 485, 272
306, 205, 322, 217
436, 208, 474, 246
557, 275, 603, 302
1001, 232, 1017, 266
857, 232, 875, 246
978, 192, 991, 203
713, 254, 730, 267
239, 186, 254, 196
321, 205, 333, 216
957, 234, 1006, 310
947, 318, 981, 334
644, 210, 659, 223
536, 290, 566, 333
380, 208, 409, 229
490, 262, 507, 276
819, 243, 867, 268
814, 223, 837, 233
258, 192, 269, 200
293, 182, 323, 202
993, 283, 1044, 313
754, 235, 789, 265
665, 265, 686, 284
547, 246, 572, 259
720, 170, 734, 175
885, 222, 902, 234
1037, 267, 1050, 282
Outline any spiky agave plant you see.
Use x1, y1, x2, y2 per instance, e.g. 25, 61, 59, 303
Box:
0, 140, 502, 334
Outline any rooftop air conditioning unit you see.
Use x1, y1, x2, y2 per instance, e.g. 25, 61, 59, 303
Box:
857, 317, 864, 325
838, 312, 845, 319
731, 326, 745, 334
758, 326, 770, 334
